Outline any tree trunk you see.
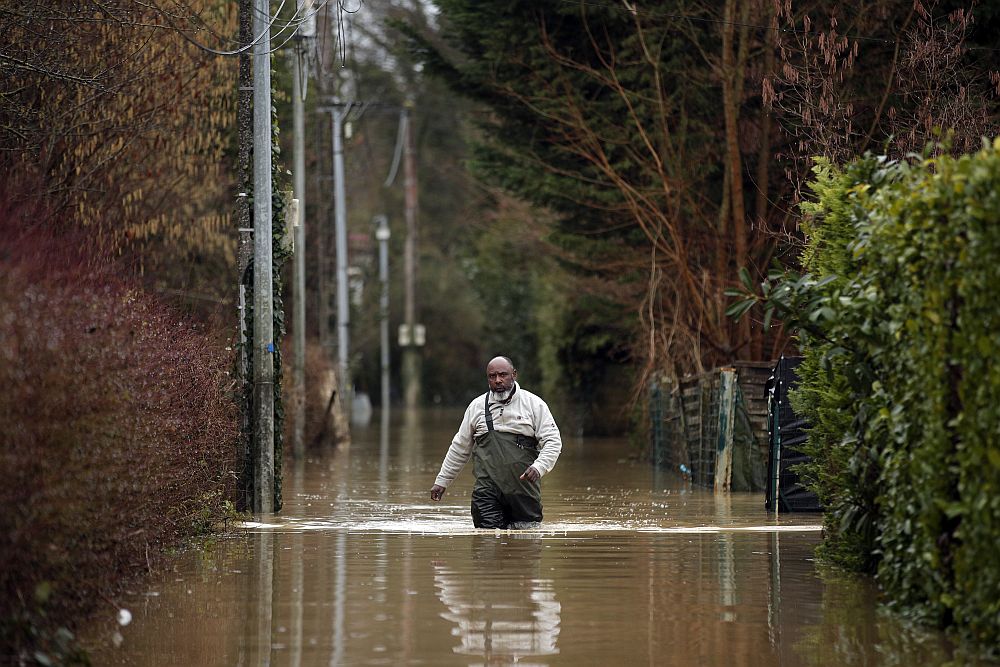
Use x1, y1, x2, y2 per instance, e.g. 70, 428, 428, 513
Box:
751, 7, 775, 360
722, 0, 749, 351
754, 12, 774, 231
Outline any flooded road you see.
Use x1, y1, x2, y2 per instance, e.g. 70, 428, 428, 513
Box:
85, 408, 972, 665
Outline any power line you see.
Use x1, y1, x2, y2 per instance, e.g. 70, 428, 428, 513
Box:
152, 0, 343, 57
151, 0, 287, 56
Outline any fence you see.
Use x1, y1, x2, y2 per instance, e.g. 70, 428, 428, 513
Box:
650, 362, 772, 492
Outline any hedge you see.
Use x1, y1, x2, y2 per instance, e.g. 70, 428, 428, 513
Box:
732, 138, 1000, 657
0, 203, 239, 664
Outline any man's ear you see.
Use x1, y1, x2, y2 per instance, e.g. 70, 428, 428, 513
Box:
512, 369, 518, 381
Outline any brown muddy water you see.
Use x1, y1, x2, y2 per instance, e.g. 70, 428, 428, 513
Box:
83, 408, 974, 666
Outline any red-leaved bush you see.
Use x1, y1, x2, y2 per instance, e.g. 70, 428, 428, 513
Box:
0, 194, 238, 659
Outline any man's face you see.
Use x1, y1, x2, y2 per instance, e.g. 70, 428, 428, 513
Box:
486, 358, 516, 394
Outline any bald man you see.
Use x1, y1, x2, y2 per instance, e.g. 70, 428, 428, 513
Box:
430, 356, 563, 529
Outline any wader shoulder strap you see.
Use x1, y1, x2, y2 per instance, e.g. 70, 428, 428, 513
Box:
484, 392, 493, 432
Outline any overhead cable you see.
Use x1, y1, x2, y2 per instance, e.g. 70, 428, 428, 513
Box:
151, 0, 338, 57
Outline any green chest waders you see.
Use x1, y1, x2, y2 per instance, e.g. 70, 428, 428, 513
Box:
471, 392, 543, 529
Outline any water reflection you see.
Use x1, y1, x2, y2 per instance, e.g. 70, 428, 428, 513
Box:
378, 407, 391, 491
290, 457, 306, 667
331, 531, 347, 666
714, 494, 737, 623
79, 409, 984, 666
236, 530, 275, 667
434, 534, 560, 663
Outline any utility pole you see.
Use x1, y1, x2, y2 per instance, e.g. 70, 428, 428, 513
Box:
400, 104, 423, 408
315, 94, 352, 419
332, 104, 350, 400
291, 0, 314, 460
252, 0, 275, 514
316, 111, 329, 355
375, 215, 391, 409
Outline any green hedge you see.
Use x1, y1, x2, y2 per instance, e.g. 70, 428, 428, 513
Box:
791, 157, 888, 573
734, 139, 1000, 656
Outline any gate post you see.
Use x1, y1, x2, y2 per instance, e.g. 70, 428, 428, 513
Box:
714, 368, 737, 492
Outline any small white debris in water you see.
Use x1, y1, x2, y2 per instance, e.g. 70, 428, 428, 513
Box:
112, 631, 124, 647
117, 609, 132, 626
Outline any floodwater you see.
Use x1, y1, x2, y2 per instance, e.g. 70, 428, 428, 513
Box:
84, 408, 975, 666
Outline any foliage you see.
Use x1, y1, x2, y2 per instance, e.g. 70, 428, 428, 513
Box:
0, 198, 238, 662
3, 584, 91, 667
273, 5, 481, 406
0, 0, 238, 308
730, 140, 1000, 656
379, 0, 1000, 419
795, 563, 983, 666
752, 156, 893, 570
398, 0, 795, 393
278, 2, 585, 410
767, 0, 999, 192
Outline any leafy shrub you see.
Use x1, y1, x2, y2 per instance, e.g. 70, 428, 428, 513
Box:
858, 141, 1000, 652
790, 156, 890, 572
0, 198, 238, 661
731, 138, 1000, 656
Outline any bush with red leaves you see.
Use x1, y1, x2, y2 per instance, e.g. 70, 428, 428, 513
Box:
0, 196, 238, 661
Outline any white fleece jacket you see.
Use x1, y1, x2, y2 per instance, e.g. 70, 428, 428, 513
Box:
433, 382, 563, 488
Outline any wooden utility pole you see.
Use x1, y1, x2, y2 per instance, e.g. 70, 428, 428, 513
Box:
317, 109, 330, 354
400, 104, 423, 408
252, 0, 275, 514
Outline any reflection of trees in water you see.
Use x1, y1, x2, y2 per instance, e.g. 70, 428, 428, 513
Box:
789, 555, 973, 666
434, 534, 560, 663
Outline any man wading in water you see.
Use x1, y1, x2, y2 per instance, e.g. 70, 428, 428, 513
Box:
430, 356, 563, 529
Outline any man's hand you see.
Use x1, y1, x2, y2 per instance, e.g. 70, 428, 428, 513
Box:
430, 484, 446, 501
519, 465, 540, 483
